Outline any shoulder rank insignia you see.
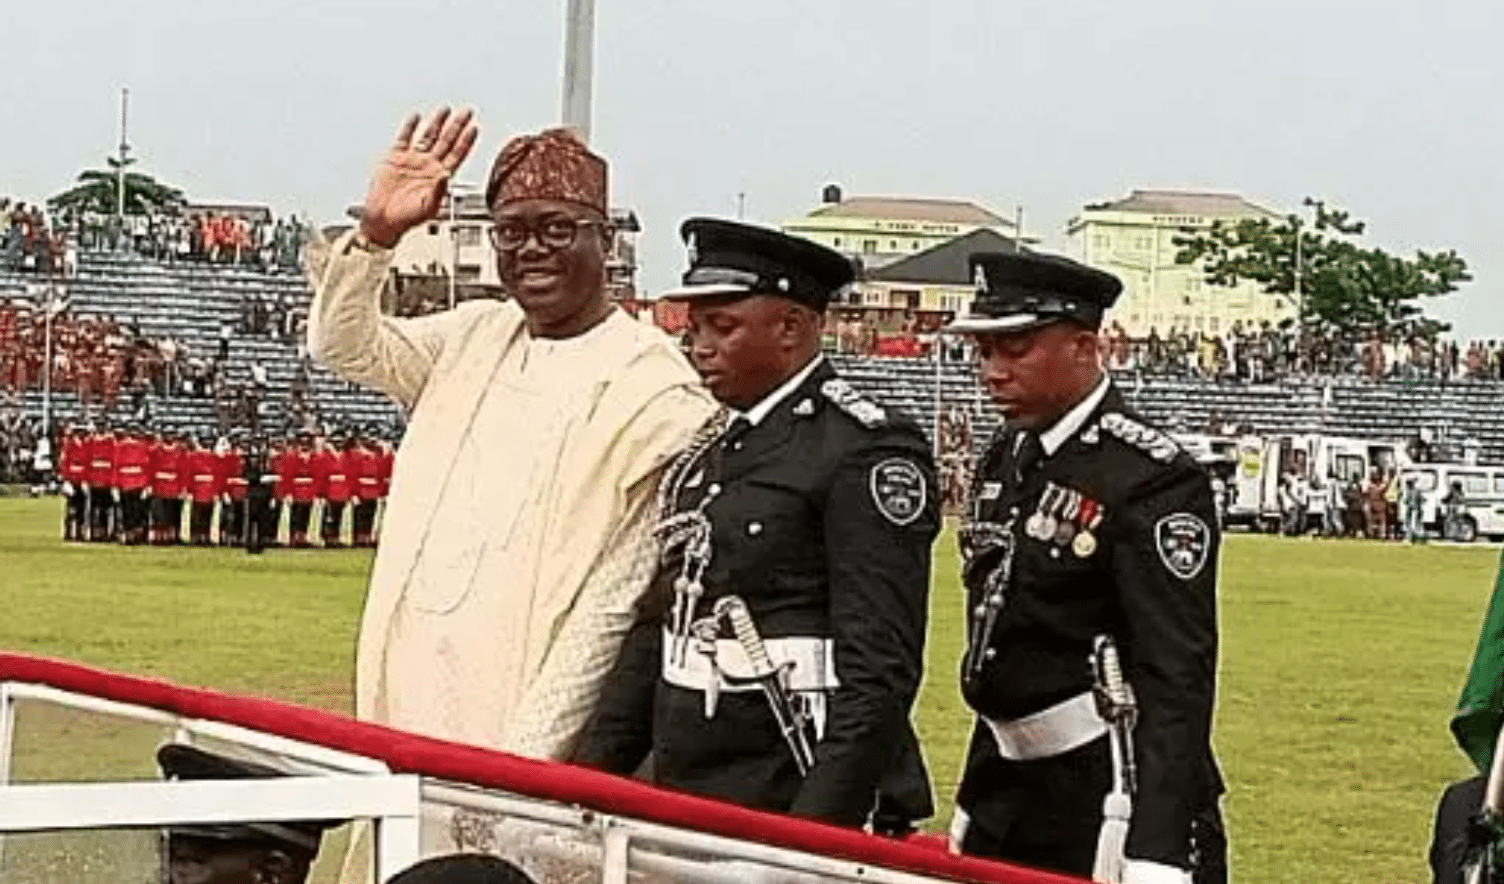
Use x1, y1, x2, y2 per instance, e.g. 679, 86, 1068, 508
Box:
1097, 412, 1180, 463
821, 378, 887, 428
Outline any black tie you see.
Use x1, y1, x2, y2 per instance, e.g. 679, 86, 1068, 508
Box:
1012, 431, 1043, 483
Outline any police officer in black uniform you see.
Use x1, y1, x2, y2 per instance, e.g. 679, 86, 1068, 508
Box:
945, 252, 1225, 884
156, 743, 340, 884
576, 218, 939, 832
243, 431, 277, 554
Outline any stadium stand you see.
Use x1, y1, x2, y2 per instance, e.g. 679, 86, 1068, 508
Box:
2, 241, 1500, 468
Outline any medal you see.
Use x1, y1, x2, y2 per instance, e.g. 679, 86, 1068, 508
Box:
1054, 490, 1081, 545
1035, 485, 1061, 540
1025, 512, 1047, 539
1074, 500, 1104, 558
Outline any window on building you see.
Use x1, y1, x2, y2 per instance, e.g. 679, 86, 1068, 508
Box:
889, 240, 898, 251
456, 264, 482, 281
456, 226, 482, 247
1209, 317, 1220, 332
833, 237, 842, 248
1135, 236, 1151, 250
862, 240, 877, 254
1194, 315, 1205, 330
1093, 235, 1109, 249
427, 223, 440, 236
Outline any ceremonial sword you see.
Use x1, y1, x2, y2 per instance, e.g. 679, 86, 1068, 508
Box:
713, 595, 818, 776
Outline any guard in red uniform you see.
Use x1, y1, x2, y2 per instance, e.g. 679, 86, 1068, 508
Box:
86, 424, 118, 542
286, 432, 319, 548
113, 425, 153, 545
59, 423, 91, 541
149, 429, 188, 545
185, 433, 222, 546
348, 429, 381, 548
219, 434, 248, 547
373, 433, 395, 547
314, 430, 353, 548
268, 435, 296, 548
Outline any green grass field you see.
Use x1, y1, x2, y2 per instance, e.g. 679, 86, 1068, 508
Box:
0, 495, 1498, 883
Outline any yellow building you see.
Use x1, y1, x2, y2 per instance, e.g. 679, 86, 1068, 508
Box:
781, 185, 1028, 272
1066, 189, 1295, 337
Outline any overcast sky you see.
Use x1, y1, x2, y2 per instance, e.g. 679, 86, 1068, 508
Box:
4, 0, 1502, 333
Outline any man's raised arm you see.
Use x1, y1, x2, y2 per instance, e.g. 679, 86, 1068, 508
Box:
305, 108, 480, 408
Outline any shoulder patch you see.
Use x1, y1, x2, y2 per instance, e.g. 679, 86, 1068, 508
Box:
870, 457, 927, 526
821, 378, 887, 428
1155, 513, 1211, 580
1098, 412, 1181, 463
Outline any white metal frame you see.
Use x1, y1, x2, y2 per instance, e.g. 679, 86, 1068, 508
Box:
0, 678, 992, 884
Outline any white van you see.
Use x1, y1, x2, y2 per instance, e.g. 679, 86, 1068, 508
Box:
1257, 434, 1411, 532
1400, 465, 1504, 542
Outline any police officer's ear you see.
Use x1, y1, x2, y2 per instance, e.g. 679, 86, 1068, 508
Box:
780, 303, 823, 344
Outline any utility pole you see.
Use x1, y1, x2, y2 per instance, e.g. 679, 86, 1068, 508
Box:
736, 192, 746, 221
1014, 205, 1024, 253
116, 88, 133, 224
560, 0, 596, 143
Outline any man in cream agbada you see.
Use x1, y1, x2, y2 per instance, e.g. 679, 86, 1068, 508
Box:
305, 107, 713, 761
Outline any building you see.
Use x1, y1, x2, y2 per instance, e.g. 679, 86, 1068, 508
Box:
1066, 189, 1294, 337
852, 228, 1025, 325
345, 195, 642, 310
781, 185, 1028, 272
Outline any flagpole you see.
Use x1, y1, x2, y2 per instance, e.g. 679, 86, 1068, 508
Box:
560, 0, 596, 143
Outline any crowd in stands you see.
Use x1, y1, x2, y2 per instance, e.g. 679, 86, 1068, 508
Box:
51, 422, 394, 550
818, 310, 1504, 385
1100, 321, 1504, 383
3, 196, 309, 276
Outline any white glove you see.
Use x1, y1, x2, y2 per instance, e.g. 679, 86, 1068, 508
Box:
1122, 859, 1192, 884
111, 489, 121, 503
61, 482, 73, 497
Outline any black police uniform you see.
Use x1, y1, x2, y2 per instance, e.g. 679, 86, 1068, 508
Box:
156, 743, 339, 863
576, 218, 940, 831
948, 252, 1225, 883
242, 438, 276, 554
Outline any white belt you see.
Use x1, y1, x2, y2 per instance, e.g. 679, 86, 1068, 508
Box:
661, 629, 840, 694
983, 692, 1108, 761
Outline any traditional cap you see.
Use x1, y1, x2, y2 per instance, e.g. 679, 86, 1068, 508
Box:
485, 128, 607, 214
387, 855, 538, 884
661, 218, 855, 311
156, 744, 340, 855
945, 251, 1122, 335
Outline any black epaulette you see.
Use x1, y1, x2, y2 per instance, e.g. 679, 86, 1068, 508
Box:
819, 378, 888, 429
1094, 412, 1182, 463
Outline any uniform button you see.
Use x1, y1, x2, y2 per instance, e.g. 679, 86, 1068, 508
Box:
1009, 507, 1019, 516
1050, 548, 1061, 559
732, 441, 744, 451
707, 483, 721, 496
747, 521, 763, 536
983, 648, 996, 661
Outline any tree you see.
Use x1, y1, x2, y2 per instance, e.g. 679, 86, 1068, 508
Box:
47, 158, 186, 218
1173, 199, 1470, 340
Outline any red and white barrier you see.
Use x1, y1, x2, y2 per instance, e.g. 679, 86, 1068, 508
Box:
0, 653, 1087, 884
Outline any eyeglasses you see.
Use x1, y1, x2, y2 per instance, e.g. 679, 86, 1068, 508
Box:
488, 216, 607, 252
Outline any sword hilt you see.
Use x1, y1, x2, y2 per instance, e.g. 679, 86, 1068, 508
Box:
715, 596, 777, 676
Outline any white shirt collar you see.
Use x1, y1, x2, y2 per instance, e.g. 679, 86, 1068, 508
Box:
1039, 373, 1111, 456
735, 355, 825, 426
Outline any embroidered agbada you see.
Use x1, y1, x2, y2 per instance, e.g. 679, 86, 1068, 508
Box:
304, 231, 713, 760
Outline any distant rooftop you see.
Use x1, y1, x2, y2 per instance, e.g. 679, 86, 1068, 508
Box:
1083, 189, 1277, 218
804, 195, 1010, 227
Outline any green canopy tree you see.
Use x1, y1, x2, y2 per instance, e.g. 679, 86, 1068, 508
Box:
47, 159, 186, 217
1173, 200, 1469, 340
